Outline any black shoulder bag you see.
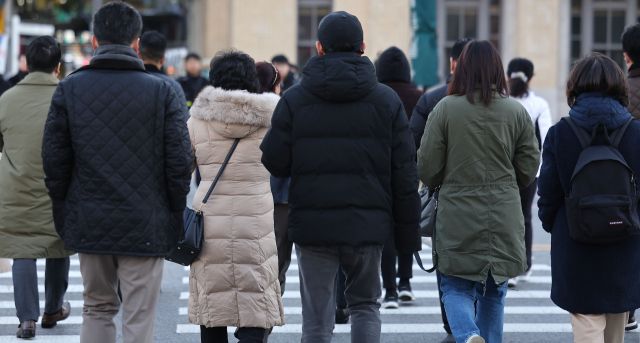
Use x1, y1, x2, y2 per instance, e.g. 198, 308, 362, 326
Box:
166, 138, 241, 266
415, 187, 439, 273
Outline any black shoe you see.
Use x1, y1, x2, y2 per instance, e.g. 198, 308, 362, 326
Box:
382, 290, 399, 309
627, 316, 638, 331
335, 308, 350, 324
398, 280, 415, 301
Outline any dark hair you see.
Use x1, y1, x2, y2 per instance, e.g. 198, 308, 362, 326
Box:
271, 55, 289, 64
256, 62, 282, 94
566, 52, 629, 108
448, 40, 508, 106
139, 31, 166, 63
93, 2, 142, 46
325, 42, 359, 54
209, 49, 260, 93
622, 23, 640, 64
25, 36, 61, 74
507, 58, 534, 98
451, 38, 471, 61
186, 53, 201, 62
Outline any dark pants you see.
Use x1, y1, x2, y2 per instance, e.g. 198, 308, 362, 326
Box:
200, 326, 266, 343
520, 178, 537, 272
437, 270, 452, 334
273, 204, 293, 295
13, 258, 70, 322
336, 269, 347, 310
195, 167, 202, 186
381, 237, 413, 290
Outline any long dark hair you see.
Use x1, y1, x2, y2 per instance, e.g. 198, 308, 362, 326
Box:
256, 62, 282, 94
566, 52, 629, 108
507, 58, 534, 98
448, 40, 508, 106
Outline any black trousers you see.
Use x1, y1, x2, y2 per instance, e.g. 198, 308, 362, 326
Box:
200, 326, 266, 343
520, 178, 537, 272
273, 204, 293, 295
381, 236, 413, 290
335, 268, 347, 309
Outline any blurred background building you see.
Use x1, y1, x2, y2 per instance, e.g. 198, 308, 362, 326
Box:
0, 0, 636, 119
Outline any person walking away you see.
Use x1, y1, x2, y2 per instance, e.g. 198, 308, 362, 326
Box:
506, 58, 553, 288
188, 51, 284, 343
261, 11, 421, 343
538, 52, 640, 343
409, 37, 470, 343
271, 55, 298, 93
622, 23, 640, 331
178, 52, 208, 109
0, 36, 73, 339
41, 3, 193, 343
375, 46, 422, 309
0, 75, 12, 97
139, 30, 189, 120
418, 40, 540, 343
9, 54, 29, 86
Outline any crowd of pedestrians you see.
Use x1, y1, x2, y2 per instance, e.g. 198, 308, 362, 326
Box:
3, 1, 640, 343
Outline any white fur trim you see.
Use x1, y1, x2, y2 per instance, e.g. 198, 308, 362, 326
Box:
189, 86, 280, 127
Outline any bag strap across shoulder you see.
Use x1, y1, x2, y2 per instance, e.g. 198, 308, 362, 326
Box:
197, 138, 241, 213
609, 117, 635, 149
562, 117, 590, 149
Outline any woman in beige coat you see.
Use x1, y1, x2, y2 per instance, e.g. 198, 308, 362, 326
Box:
187, 50, 285, 343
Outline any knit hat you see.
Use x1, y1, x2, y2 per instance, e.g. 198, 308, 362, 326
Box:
375, 46, 411, 84
318, 11, 364, 53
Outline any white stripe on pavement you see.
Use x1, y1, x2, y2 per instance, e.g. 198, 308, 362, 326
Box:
0, 316, 82, 324
0, 271, 82, 279
176, 323, 572, 334
184, 263, 552, 273
180, 290, 551, 299
0, 335, 79, 342
178, 306, 566, 316
0, 300, 84, 309
180, 276, 553, 285
35, 260, 80, 266
0, 285, 83, 293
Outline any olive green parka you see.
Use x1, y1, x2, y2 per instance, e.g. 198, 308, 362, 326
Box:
417, 91, 540, 284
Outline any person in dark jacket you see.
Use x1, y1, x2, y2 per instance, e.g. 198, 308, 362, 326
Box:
41, 3, 192, 343
271, 55, 299, 94
411, 38, 470, 150
374, 46, 422, 310
0, 76, 11, 96
538, 52, 640, 343
139, 30, 189, 120
260, 11, 421, 342
177, 52, 208, 108
9, 54, 28, 86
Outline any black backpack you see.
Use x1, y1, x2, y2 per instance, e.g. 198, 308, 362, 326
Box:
564, 117, 640, 244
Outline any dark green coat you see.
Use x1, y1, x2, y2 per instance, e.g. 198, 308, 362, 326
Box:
417, 91, 539, 284
0, 72, 74, 258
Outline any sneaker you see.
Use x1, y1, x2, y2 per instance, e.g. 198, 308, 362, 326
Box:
626, 316, 638, 331
518, 269, 532, 282
335, 308, 350, 324
398, 280, 415, 302
466, 334, 485, 343
382, 291, 399, 309
508, 277, 518, 288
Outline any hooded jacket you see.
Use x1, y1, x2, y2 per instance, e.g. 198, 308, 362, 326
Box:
410, 75, 451, 149
538, 92, 640, 313
187, 86, 285, 328
376, 47, 423, 121
260, 52, 421, 253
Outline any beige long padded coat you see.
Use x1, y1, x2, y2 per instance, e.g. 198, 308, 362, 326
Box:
187, 86, 285, 329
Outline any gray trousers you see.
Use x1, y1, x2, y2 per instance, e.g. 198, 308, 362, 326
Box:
296, 244, 383, 343
13, 258, 70, 322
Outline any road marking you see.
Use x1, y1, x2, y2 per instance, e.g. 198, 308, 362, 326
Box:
0, 335, 79, 342
176, 323, 572, 334
35, 260, 80, 267
0, 285, 83, 293
180, 290, 552, 300
0, 300, 84, 309
533, 244, 551, 251
0, 316, 82, 325
0, 271, 82, 279
184, 263, 552, 273
180, 276, 553, 285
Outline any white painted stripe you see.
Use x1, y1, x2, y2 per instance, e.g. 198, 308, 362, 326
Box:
184, 263, 552, 273
0, 285, 83, 293
181, 275, 553, 285
36, 260, 80, 266
180, 290, 551, 300
0, 316, 82, 325
0, 300, 84, 309
176, 323, 572, 334
0, 271, 82, 279
0, 335, 79, 342
178, 306, 566, 316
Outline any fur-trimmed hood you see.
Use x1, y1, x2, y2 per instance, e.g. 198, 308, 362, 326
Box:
189, 86, 280, 128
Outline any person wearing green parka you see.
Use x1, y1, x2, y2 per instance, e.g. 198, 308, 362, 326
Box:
417, 41, 540, 343
0, 36, 73, 339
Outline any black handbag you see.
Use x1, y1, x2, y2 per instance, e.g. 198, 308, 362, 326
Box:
415, 187, 439, 273
166, 138, 241, 266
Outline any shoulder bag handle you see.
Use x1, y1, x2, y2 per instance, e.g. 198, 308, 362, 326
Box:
197, 138, 241, 213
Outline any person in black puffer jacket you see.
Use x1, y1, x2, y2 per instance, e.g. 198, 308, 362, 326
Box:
41, 3, 192, 343
538, 53, 640, 343
260, 11, 421, 342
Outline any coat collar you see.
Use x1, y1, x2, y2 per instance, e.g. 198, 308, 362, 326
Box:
70, 45, 147, 76
16, 72, 59, 86
629, 68, 640, 79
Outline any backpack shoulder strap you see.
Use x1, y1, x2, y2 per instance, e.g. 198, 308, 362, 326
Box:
609, 117, 635, 149
562, 117, 590, 149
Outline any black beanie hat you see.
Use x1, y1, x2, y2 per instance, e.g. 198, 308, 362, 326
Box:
507, 58, 534, 81
375, 46, 411, 84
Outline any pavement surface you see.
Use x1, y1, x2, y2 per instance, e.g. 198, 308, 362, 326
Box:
0, 181, 638, 342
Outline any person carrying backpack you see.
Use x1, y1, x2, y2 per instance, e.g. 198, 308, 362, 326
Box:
538, 52, 640, 343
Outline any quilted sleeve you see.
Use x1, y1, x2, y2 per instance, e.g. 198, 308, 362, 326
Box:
260, 96, 293, 178
163, 86, 193, 212
390, 98, 422, 254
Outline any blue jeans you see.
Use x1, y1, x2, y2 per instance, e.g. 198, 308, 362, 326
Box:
440, 272, 507, 343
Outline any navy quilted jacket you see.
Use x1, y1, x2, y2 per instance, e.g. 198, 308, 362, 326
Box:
42, 45, 193, 257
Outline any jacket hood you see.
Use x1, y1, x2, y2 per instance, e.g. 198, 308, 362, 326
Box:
569, 92, 632, 131
375, 47, 411, 84
190, 86, 279, 126
301, 52, 378, 102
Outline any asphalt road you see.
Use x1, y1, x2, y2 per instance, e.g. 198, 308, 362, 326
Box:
0, 184, 638, 343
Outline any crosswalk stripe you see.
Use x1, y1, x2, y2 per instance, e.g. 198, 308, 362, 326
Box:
184, 263, 552, 273
35, 260, 80, 267
0, 271, 82, 279
0, 300, 84, 309
178, 306, 565, 316
176, 323, 572, 334
0, 335, 79, 342
179, 290, 551, 300
0, 316, 82, 325
0, 285, 83, 293
181, 275, 553, 285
